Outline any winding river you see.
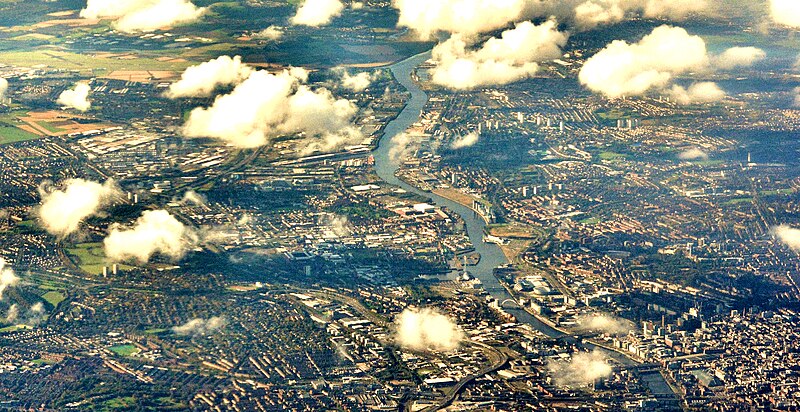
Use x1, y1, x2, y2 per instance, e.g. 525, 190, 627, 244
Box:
371, 52, 679, 403
372, 52, 563, 337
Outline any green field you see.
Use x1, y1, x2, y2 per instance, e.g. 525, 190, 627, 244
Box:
108, 344, 140, 357
42, 291, 65, 306
35, 120, 64, 134
0, 325, 32, 333
724, 197, 753, 205
579, 216, 602, 225
762, 189, 795, 196
66, 242, 134, 275
596, 109, 634, 120
598, 151, 627, 161
104, 396, 136, 409
0, 122, 40, 144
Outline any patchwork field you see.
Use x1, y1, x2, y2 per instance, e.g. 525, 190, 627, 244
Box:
18, 110, 114, 137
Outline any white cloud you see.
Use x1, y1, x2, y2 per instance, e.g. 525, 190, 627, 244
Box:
392, 0, 529, 40
579, 25, 710, 99
773, 225, 800, 251
395, 308, 463, 352
549, 350, 613, 387
573, 0, 712, 29
291, 0, 344, 27
166, 56, 253, 98
770, 0, 800, 28
0, 78, 8, 99
573, 1, 625, 28
668, 82, 726, 105
678, 147, 709, 161
0, 302, 41, 325
81, 0, 205, 33
321, 214, 350, 237
5, 304, 18, 323
183, 67, 361, 152
431, 19, 568, 89
38, 179, 120, 238
253, 26, 284, 41
336, 69, 374, 92
388, 132, 416, 162
450, 132, 480, 149
25, 303, 46, 326
715, 47, 766, 70
104, 210, 198, 263
640, 0, 711, 19
58, 83, 91, 112
0, 258, 19, 301
575, 313, 633, 335
173, 316, 226, 336
392, 0, 713, 39
181, 190, 206, 206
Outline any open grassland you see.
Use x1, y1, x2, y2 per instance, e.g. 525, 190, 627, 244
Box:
108, 345, 140, 357
0, 122, 40, 144
42, 291, 65, 307
66, 242, 135, 275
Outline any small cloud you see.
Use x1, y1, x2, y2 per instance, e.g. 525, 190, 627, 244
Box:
450, 132, 479, 149
103, 210, 199, 263
548, 350, 613, 387
395, 308, 464, 352
173, 316, 226, 336
253, 26, 283, 41
792, 86, 800, 107
0, 258, 19, 301
321, 214, 350, 237
182, 68, 361, 152
678, 147, 709, 161
237, 214, 252, 225
181, 190, 206, 206
579, 25, 710, 99
715, 46, 766, 70
5, 304, 18, 323
573, 0, 712, 30
769, 0, 800, 28
25, 302, 47, 326
388, 132, 416, 162
166, 55, 253, 98
37, 179, 120, 238
80, 0, 205, 33
575, 313, 634, 335
291, 0, 344, 27
58, 82, 91, 112
392, 0, 528, 40
334, 68, 374, 92
668, 82, 726, 105
431, 19, 568, 90
772, 225, 800, 251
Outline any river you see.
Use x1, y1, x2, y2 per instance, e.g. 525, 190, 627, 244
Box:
371, 52, 559, 335
372, 52, 678, 405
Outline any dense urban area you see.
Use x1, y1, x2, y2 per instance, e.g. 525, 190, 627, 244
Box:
0, 0, 800, 411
